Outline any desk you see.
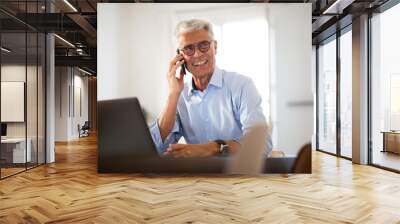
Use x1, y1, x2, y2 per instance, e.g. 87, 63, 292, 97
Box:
382, 131, 400, 154
1, 138, 31, 164
98, 156, 298, 174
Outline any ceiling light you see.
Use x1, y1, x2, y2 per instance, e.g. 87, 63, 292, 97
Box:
54, 34, 75, 48
63, 0, 78, 12
78, 67, 93, 76
323, 0, 341, 14
322, 0, 354, 15
1, 47, 11, 53
322, 0, 341, 14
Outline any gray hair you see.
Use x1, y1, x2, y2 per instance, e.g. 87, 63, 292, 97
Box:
175, 19, 215, 44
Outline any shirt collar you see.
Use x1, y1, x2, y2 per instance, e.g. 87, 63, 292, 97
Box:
188, 67, 223, 96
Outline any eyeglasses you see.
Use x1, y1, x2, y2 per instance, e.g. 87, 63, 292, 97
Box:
178, 40, 213, 56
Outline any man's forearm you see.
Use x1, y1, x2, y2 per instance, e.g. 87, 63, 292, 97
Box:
226, 140, 240, 154
158, 93, 180, 141
209, 140, 241, 155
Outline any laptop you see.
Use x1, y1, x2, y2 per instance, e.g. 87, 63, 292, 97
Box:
98, 97, 229, 173
97, 97, 297, 174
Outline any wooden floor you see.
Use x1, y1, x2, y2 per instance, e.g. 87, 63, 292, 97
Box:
1, 167, 26, 178
372, 150, 400, 171
1, 135, 400, 223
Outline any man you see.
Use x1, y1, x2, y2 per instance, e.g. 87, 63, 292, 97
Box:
149, 19, 271, 158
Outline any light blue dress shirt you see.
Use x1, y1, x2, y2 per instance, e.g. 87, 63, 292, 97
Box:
149, 67, 272, 155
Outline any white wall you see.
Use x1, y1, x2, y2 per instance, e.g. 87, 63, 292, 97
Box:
55, 67, 69, 141
98, 3, 312, 155
55, 67, 89, 141
98, 3, 175, 122
268, 4, 312, 155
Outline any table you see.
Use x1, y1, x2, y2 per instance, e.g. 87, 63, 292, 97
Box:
1, 138, 32, 164
381, 131, 400, 154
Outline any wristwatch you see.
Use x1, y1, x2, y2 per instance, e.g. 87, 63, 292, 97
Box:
214, 140, 229, 156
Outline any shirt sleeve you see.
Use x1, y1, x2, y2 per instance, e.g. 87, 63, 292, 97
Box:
149, 114, 183, 155
237, 79, 272, 156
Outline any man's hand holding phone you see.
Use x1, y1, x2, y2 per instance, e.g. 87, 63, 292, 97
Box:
167, 53, 185, 97
158, 54, 186, 141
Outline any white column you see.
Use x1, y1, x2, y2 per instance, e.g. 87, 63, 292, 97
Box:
46, 33, 55, 163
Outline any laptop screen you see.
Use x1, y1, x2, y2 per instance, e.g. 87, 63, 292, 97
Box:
1, 123, 7, 137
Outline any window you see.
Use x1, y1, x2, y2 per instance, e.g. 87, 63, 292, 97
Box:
214, 19, 270, 121
317, 37, 337, 154
390, 74, 400, 130
340, 29, 352, 158
371, 2, 400, 171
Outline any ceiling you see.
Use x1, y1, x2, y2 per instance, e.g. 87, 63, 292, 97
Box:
0, 0, 393, 75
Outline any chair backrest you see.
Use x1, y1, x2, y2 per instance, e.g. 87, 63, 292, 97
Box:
82, 121, 90, 129
291, 143, 312, 173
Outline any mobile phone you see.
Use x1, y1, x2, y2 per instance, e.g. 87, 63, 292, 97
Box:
176, 49, 186, 75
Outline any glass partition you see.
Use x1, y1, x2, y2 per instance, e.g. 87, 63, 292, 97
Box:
27, 30, 38, 169
0, 1, 46, 179
1, 30, 28, 177
38, 32, 45, 165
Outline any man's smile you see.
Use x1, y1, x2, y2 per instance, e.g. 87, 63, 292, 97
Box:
193, 59, 208, 67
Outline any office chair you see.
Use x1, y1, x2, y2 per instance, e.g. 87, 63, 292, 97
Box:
291, 143, 312, 173
79, 121, 90, 138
